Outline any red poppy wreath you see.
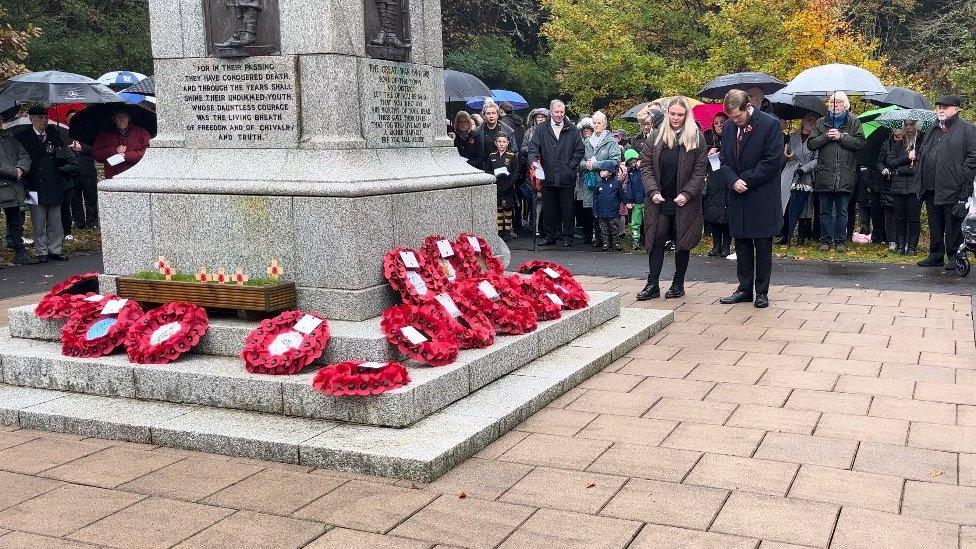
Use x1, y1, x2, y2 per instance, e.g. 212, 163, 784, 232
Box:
381, 303, 459, 366
35, 272, 102, 320
453, 233, 504, 279
517, 260, 589, 309
456, 276, 537, 335
240, 310, 330, 375
124, 302, 209, 364
311, 360, 411, 396
507, 274, 563, 321
420, 234, 466, 287
383, 247, 444, 306
429, 291, 495, 349
61, 296, 145, 358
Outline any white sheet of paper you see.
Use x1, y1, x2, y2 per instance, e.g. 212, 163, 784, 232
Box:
25, 192, 38, 205
399, 250, 420, 269
535, 166, 545, 180
293, 314, 323, 335
405, 270, 428, 295
494, 166, 509, 176
400, 325, 428, 345
100, 298, 128, 316
83, 294, 104, 302
708, 153, 721, 172
478, 280, 500, 301
547, 293, 564, 306
467, 236, 481, 253
106, 153, 126, 167
435, 293, 462, 318
543, 267, 560, 279
358, 361, 387, 371
436, 239, 455, 258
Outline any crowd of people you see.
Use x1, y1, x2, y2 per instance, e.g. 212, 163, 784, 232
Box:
452, 90, 976, 273
0, 105, 149, 265
452, 89, 976, 306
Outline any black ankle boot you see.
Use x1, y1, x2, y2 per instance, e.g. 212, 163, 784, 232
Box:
636, 281, 660, 301
665, 285, 685, 299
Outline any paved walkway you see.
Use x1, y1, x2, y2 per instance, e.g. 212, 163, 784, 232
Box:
0, 278, 974, 548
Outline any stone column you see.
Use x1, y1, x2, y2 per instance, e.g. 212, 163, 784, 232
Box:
100, 0, 497, 321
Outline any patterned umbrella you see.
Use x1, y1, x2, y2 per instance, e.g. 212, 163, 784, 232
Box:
124, 76, 155, 96
876, 108, 938, 132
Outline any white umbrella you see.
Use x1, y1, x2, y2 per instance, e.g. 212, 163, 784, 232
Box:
779, 63, 887, 98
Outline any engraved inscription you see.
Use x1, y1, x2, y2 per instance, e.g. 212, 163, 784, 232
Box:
178, 57, 298, 148
365, 62, 433, 146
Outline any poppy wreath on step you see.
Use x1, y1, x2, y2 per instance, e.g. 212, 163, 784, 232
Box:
420, 234, 465, 287
381, 302, 459, 366
124, 302, 209, 364
35, 272, 102, 320
517, 260, 589, 309
311, 360, 411, 396
507, 274, 563, 321
453, 233, 504, 279
383, 247, 444, 306
455, 276, 537, 335
61, 296, 145, 358
428, 290, 495, 349
240, 310, 330, 375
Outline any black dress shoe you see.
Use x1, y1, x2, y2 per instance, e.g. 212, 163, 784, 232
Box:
36, 255, 49, 263
665, 286, 685, 299
561, 239, 573, 248
754, 294, 770, 308
720, 291, 753, 305
48, 253, 69, 261
636, 283, 660, 301
917, 256, 944, 267
538, 238, 557, 246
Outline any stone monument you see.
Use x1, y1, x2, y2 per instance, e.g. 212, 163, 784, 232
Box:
98, 0, 496, 321
0, 0, 673, 482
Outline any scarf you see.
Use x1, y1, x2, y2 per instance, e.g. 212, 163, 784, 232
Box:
588, 130, 608, 149
831, 111, 848, 129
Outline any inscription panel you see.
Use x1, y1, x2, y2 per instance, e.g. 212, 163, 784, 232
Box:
360, 58, 435, 148
176, 56, 298, 148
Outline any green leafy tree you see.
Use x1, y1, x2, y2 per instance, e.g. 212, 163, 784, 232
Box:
445, 35, 559, 109
5, 0, 151, 78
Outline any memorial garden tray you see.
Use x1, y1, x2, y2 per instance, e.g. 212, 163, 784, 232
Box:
116, 276, 296, 313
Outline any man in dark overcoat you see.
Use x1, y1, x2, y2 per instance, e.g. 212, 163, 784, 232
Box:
527, 99, 585, 247
717, 90, 785, 309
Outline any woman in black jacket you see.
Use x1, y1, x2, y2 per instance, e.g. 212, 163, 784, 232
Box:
453, 111, 483, 169
881, 122, 922, 255
703, 112, 730, 256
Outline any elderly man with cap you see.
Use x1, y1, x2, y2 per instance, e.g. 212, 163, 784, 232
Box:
0, 107, 36, 265
15, 107, 77, 262
915, 95, 976, 269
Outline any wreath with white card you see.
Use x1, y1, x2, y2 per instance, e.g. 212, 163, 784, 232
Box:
311, 360, 411, 396
453, 233, 504, 279
429, 290, 495, 349
420, 234, 465, 287
380, 303, 459, 366
517, 260, 589, 309
35, 272, 102, 319
240, 310, 331, 375
124, 302, 209, 364
383, 247, 445, 306
455, 276, 537, 335
61, 295, 145, 358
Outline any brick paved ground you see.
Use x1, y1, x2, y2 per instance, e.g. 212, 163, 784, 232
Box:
0, 278, 974, 548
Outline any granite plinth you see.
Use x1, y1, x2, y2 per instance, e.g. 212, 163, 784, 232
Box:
2, 292, 623, 427
0, 307, 671, 481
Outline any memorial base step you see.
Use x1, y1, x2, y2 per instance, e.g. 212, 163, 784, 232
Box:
0, 308, 671, 481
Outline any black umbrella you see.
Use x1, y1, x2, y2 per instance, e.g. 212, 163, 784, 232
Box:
444, 69, 492, 103
766, 90, 828, 120
867, 87, 932, 110
123, 75, 155, 96
0, 71, 121, 105
699, 72, 786, 100
67, 102, 157, 146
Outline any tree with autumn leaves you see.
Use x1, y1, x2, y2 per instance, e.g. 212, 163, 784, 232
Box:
541, 0, 919, 114
0, 7, 40, 80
